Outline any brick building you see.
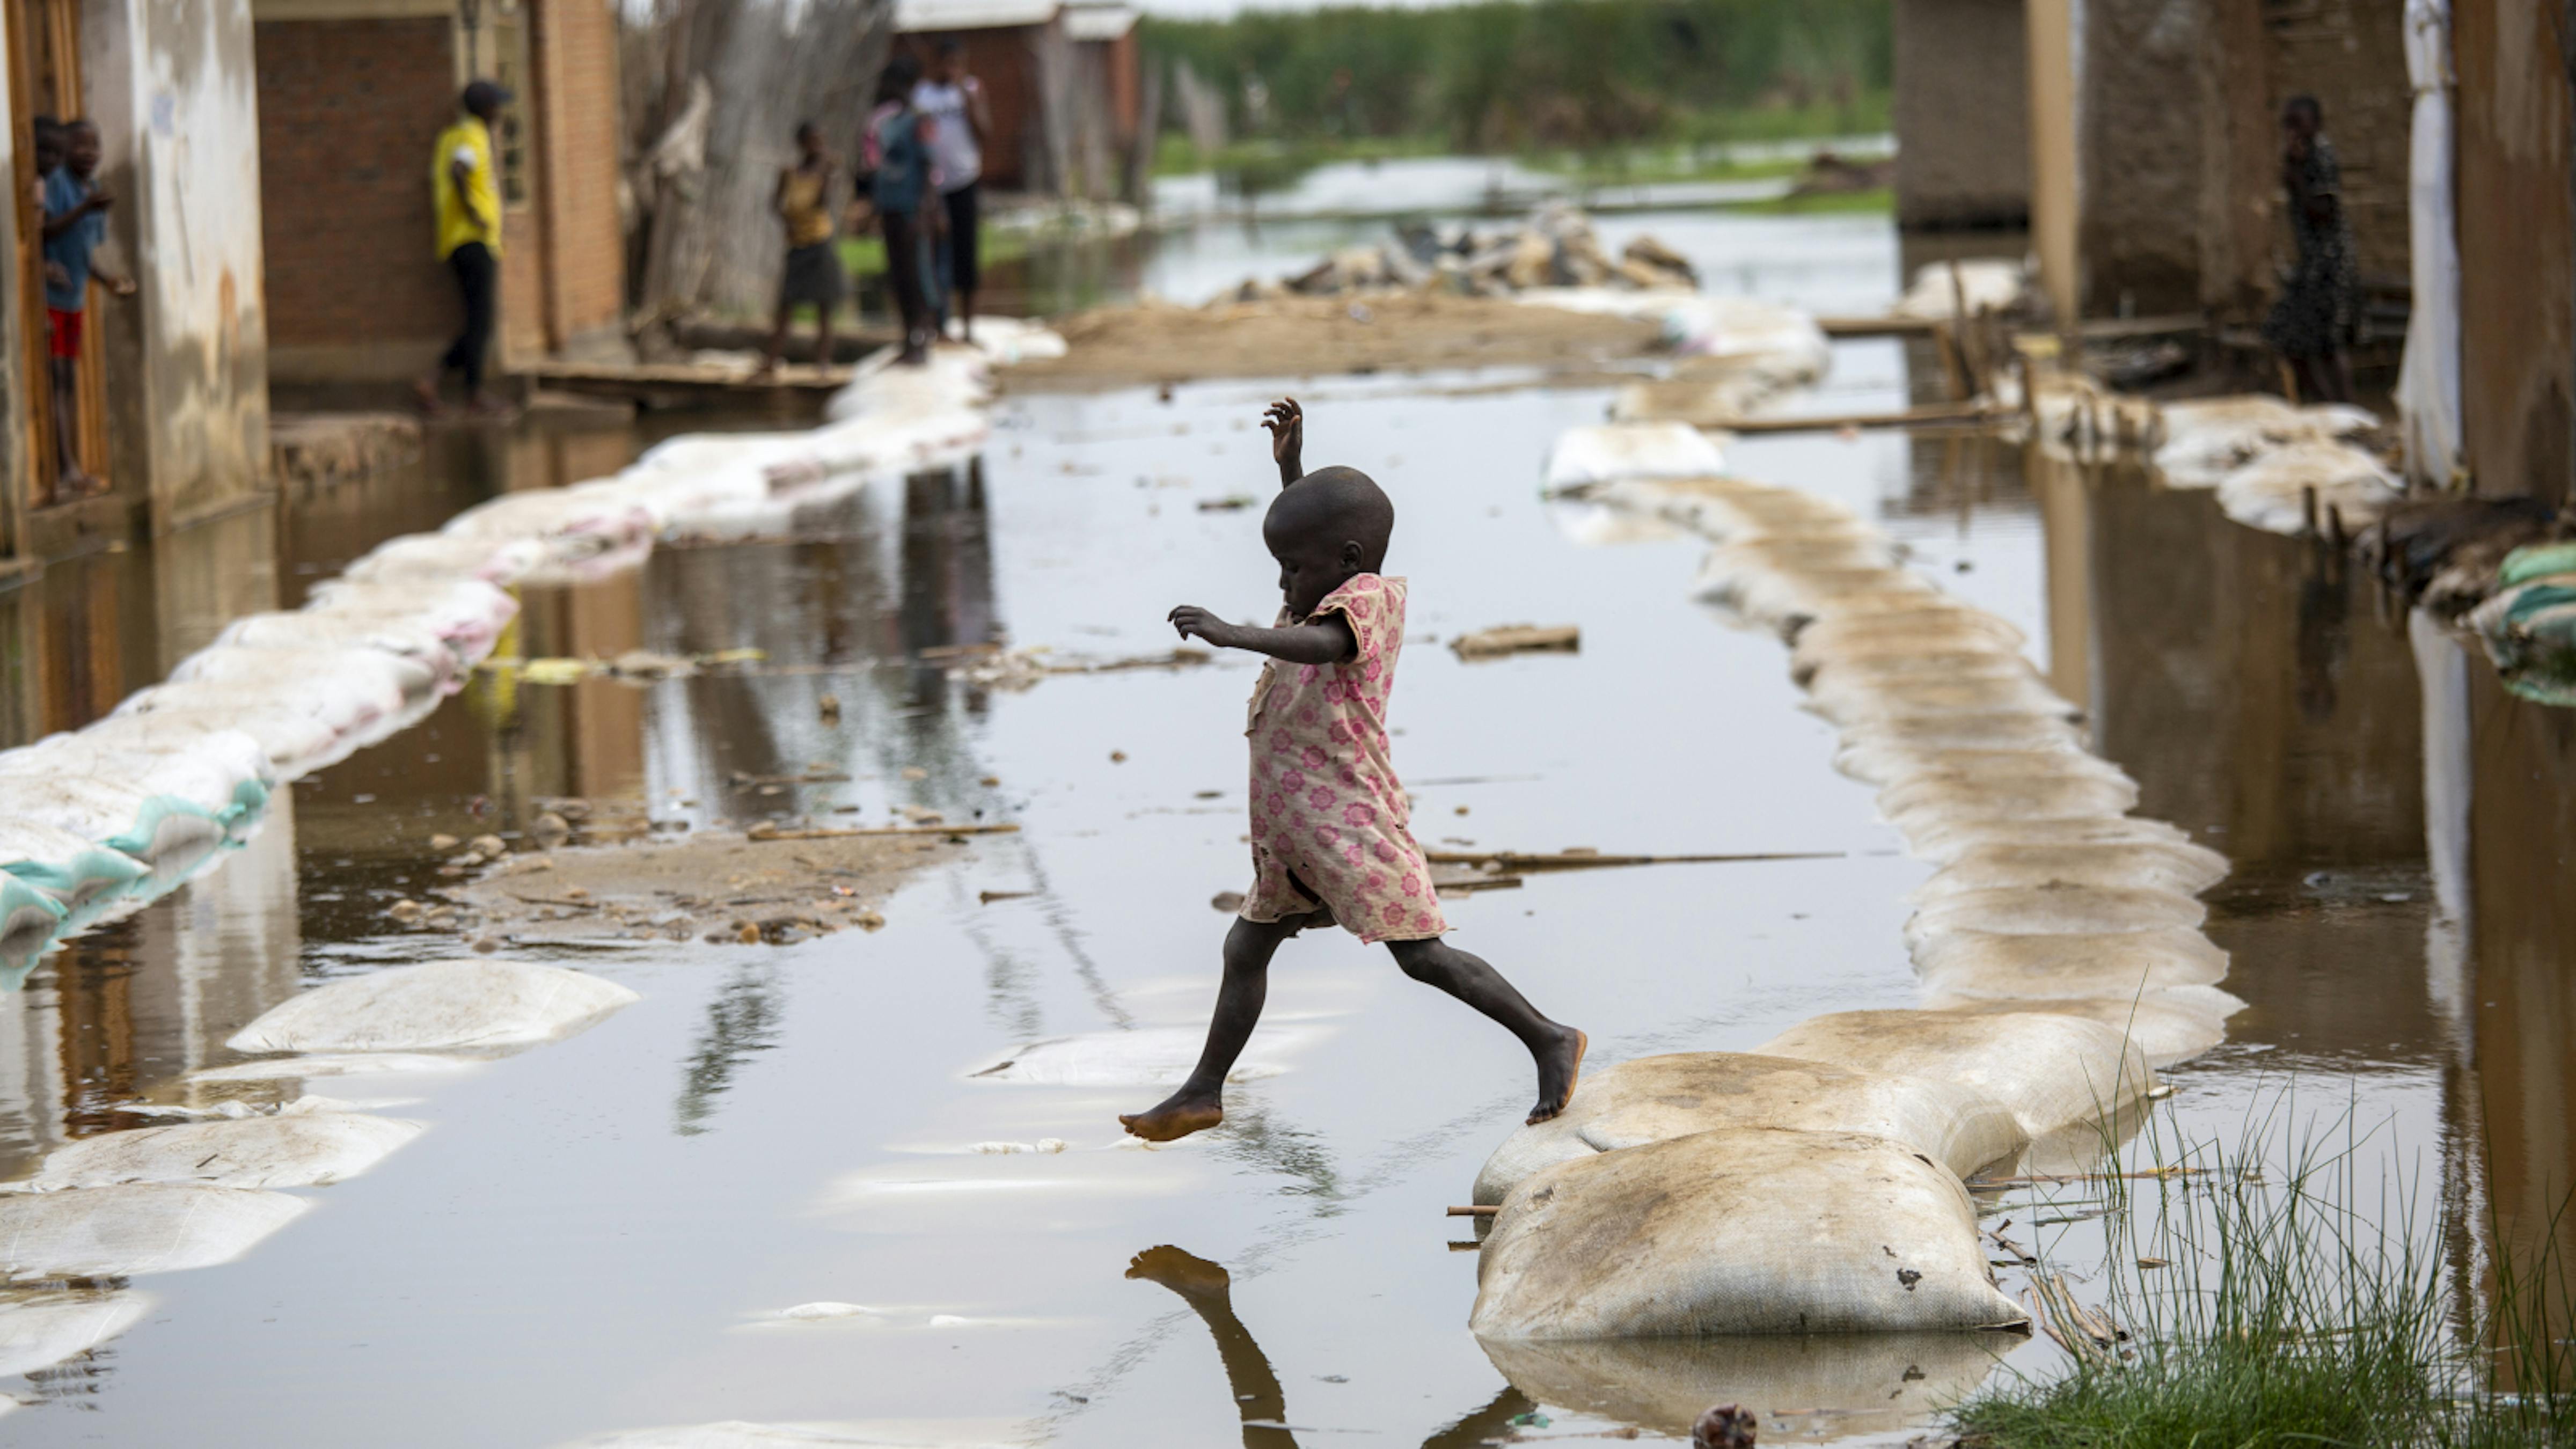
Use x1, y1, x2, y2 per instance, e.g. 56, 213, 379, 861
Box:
253, 0, 625, 390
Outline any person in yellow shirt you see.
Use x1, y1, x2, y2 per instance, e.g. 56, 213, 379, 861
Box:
414, 79, 510, 415
758, 121, 847, 377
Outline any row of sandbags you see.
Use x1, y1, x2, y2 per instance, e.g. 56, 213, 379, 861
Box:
0, 958, 636, 1388
2149, 394, 2402, 533
2468, 540, 2576, 706
1468, 425, 2241, 1343
0, 337, 1046, 978
1519, 292, 1833, 429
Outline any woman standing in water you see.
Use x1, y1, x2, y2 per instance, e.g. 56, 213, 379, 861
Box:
858, 54, 941, 365
2263, 94, 2359, 405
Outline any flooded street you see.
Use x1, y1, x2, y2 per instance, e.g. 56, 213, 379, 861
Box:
0, 208, 2564, 1446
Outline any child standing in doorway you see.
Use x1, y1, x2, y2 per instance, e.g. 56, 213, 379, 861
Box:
40, 119, 134, 502
1119, 399, 1585, 1143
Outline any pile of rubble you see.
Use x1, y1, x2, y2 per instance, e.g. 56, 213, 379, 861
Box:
1235, 206, 1697, 303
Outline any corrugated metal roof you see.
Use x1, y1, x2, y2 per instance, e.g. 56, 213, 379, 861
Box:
894, 0, 1060, 33
1062, 3, 1138, 41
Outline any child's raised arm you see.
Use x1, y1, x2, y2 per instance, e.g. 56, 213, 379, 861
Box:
1262, 398, 1304, 487
1168, 604, 1355, 665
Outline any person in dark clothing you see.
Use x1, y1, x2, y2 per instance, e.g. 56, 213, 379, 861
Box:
416, 79, 511, 415
859, 54, 941, 366
2263, 94, 2359, 406
914, 39, 991, 343
40, 120, 134, 500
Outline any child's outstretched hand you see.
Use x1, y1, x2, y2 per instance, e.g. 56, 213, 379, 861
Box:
1263, 398, 1303, 486
1168, 605, 1235, 647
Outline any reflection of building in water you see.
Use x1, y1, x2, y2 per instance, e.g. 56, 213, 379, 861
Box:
902, 460, 1001, 663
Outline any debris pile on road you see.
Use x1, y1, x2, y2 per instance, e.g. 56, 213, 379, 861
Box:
1236, 204, 1698, 303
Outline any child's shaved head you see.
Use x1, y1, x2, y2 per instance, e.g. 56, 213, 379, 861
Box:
1262, 465, 1395, 616
1268, 465, 1393, 569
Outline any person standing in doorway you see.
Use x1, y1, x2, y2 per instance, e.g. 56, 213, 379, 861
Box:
40, 119, 135, 502
860, 54, 940, 366
913, 39, 990, 344
2263, 94, 2359, 406
416, 79, 510, 416
759, 121, 847, 377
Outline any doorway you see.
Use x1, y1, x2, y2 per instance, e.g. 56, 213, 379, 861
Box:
7, 0, 112, 510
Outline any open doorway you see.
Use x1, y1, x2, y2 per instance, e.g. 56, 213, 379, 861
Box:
7, 0, 112, 510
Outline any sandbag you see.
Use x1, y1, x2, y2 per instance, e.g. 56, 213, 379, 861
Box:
1735, 568, 1939, 628
1692, 538, 1897, 601
1543, 423, 1728, 488
1836, 711, 2088, 758
1809, 672, 2080, 727
112, 680, 380, 777
1, 729, 274, 828
2153, 396, 2374, 487
191, 1051, 486, 1084
0, 820, 150, 909
228, 959, 640, 1055
1836, 740, 2114, 789
173, 641, 445, 709
1924, 989, 2243, 1068
1905, 883, 2208, 944
0, 1183, 310, 1278
1472, 1052, 2024, 1204
1479, 1331, 2005, 1439
1910, 840, 2229, 903
1913, 926, 2231, 997
18, 1110, 424, 1191
1902, 813, 2199, 866
1791, 605, 2024, 663
0, 1289, 150, 1379
1753, 1009, 2155, 1139
306, 575, 519, 657
1803, 652, 2045, 701
0, 872, 65, 964
1470, 1128, 2028, 1338
0, 772, 227, 873
2214, 441, 2403, 534
210, 608, 474, 684
1882, 777, 2142, 841
340, 532, 548, 589
441, 489, 657, 585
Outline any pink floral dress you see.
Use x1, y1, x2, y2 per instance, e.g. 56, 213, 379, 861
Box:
1241, 574, 1448, 943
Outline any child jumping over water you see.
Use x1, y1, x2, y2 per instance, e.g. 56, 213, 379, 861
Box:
1119, 399, 1585, 1144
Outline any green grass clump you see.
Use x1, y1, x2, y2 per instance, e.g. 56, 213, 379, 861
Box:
1950, 1100, 2574, 1449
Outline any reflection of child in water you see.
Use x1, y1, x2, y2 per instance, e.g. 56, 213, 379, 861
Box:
1118, 399, 1584, 1144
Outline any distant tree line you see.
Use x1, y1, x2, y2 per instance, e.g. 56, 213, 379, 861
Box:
1141, 0, 1892, 152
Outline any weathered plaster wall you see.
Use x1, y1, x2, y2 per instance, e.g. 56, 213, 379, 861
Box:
0, 61, 30, 564
88, 0, 272, 533
2454, 0, 2573, 504
1895, 0, 2033, 229
2077, 0, 2208, 316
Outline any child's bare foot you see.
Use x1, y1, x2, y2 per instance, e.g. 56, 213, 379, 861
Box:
1118, 1091, 1223, 1143
1527, 1028, 1586, 1125
1125, 1244, 1232, 1299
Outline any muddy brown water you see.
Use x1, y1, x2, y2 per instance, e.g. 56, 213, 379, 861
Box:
0, 243, 2564, 1442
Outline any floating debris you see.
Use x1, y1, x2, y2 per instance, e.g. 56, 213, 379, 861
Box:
1450, 625, 1580, 660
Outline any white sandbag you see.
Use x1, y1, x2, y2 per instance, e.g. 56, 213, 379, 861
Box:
558, 1421, 1015, 1448
970, 1025, 1316, 1086
1905, 883, 2208, 944
17, 1111, 424, 1191
1691, 538, 1899, 601
4, 728, 276, 825
441, 488, 658, 584
966, 316, 1068, 364
1914, 926, 2231, 997
0, 1183, 310, 1278
1470, 1128, 2028, 1338
1910, 840, 2228, 904
173, 641, 445, 709
1904, 813, 2200, 866
228, 959, 640, 1055
305, 575, 519, 657
0, 819, 150, 909
1472, 1052, 2024, 1205
1893, 259, 2027, 321
0, 773, 228, 873
1882, 775, 2142, 839
191, 1051, 487, 1084
1753, 1009, 2155, 1139
0, 1289, 151, 1379
1836, 710, 2087, 759
112, 680, 380, 776
1479, 1330, 2005, 1440
1804, 651, 2046, 702
2214, 440, 2403, 533
1838, 740, 2117, 789
1594, 477, 1856, 539
1810, 671, 2081, 727
211, 608, 474, 683
1543, 423, 1728, 488
340, 531, 548, 589
1924, 989, 2243, 1068
0, 868, 65, 964
1792, 612, 2028, 678
2153, 397, 2376, 487
1733, 568, 1939, 628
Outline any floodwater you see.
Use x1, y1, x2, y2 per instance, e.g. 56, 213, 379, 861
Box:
0, 209, 2564, 1445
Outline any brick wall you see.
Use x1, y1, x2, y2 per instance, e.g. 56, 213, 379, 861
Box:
254, 18, 459, 357
536, 0, 624, 346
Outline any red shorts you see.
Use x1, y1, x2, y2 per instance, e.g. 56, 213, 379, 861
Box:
46, 308, 82, 360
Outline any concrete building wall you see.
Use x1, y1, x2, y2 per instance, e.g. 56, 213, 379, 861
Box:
2076, 0, 2209, 316
1894, 0, 2033, 230
87, 0, 271, 533
2454, 0, 2573, 506
254, 15, 458, 378
532, 0, 622, 353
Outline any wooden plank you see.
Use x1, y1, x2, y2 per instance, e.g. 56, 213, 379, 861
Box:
1724, 401, 2002, 435
509, 357, 858, 399
1818, 314, 1939, 338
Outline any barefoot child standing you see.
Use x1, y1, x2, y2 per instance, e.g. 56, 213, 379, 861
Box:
1119, 400, 1585, 1144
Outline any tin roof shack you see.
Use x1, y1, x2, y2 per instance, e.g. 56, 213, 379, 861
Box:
895, 0, 1144, 200
0, 0, 271, 561
252, 0, 626, 396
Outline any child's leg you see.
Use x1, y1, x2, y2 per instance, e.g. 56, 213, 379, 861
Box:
1119, 914, 1303, 1142
1383, 937, 1585, 1125
49, 356, 84, 488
